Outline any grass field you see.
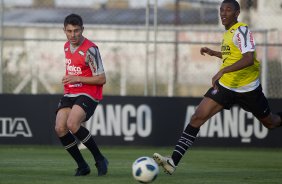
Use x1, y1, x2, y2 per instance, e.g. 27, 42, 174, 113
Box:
0, 145, 282, 184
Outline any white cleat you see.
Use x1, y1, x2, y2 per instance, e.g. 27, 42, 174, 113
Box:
153, 153, 176, 175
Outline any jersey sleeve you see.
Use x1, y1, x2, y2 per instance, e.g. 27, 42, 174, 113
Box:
233, 26, 256, 54
86, 47, 105, 76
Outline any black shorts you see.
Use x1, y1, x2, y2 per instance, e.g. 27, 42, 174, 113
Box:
56, 95, 98, 121
204, 82, 270, 119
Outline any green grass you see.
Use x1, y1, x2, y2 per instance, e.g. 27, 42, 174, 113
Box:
0, 145, 282, 184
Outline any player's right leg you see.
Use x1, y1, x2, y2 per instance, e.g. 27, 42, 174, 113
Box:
154, 96, 223, 175
153, 124, 200, 175
55, 104, 90, 176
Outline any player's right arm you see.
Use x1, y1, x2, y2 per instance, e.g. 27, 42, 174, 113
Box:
200, 47, 222, 59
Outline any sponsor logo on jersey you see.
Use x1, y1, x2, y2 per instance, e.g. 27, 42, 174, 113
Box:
69, 83, 82, 88
65, 58, 82, 75
236, 33, 242, 51
249, 32, 255, 49
87, 55, 97, 73
79, 50, 85, 56
221, 44, 231, 56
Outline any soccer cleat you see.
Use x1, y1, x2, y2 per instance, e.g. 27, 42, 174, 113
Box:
95, 157, 109, 176
153, 153, 176, 175
75, 165, 91, 176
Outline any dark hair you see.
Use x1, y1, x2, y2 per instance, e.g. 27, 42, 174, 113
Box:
222, 0, 240, 11
64, 14, 83, 27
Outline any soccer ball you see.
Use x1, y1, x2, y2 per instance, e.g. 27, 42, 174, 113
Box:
132, 156, 159, 183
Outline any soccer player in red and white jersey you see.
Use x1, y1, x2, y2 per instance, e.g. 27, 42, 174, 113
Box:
55, 13, 108, 176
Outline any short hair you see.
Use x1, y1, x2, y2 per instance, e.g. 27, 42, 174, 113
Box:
222, 0, 240, 11
64, 14, 83, 27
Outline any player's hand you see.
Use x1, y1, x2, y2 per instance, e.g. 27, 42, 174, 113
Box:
200, 47, 214, 56
62, 75, 80, 84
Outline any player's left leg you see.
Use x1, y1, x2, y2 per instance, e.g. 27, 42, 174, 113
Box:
73, 124, 108, 176
258, 113, 282, 129
238, 85, 282, 129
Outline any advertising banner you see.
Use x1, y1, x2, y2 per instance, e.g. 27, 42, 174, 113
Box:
0, 95, 60, 144
0, 95, 281, 147
87, 96, 282, 147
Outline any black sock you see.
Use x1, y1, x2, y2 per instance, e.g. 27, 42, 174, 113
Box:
171, 124, 200, 166
59, 131, 88, 168
74, 126, 104, 162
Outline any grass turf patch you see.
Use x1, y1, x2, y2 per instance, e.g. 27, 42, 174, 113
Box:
0, 145, 282, 184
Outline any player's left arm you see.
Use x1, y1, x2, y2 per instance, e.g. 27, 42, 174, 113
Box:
212, 26, 255, 86
78, 46, 106, 85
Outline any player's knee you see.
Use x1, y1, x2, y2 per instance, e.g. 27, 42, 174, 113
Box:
55, 124, 67, 136
66, 121, 79, 133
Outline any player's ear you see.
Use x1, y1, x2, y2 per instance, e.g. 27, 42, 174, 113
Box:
81, 26, 84, 32
235, 10, 240, 18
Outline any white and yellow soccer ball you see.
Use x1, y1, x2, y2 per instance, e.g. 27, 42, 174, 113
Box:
132, 156, 159, 183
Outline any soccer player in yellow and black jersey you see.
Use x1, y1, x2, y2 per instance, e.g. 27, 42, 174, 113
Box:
153, 0, 282, 175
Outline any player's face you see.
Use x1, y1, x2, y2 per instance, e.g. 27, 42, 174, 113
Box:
220, 2, 239, 30
64, 24, 84, 47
